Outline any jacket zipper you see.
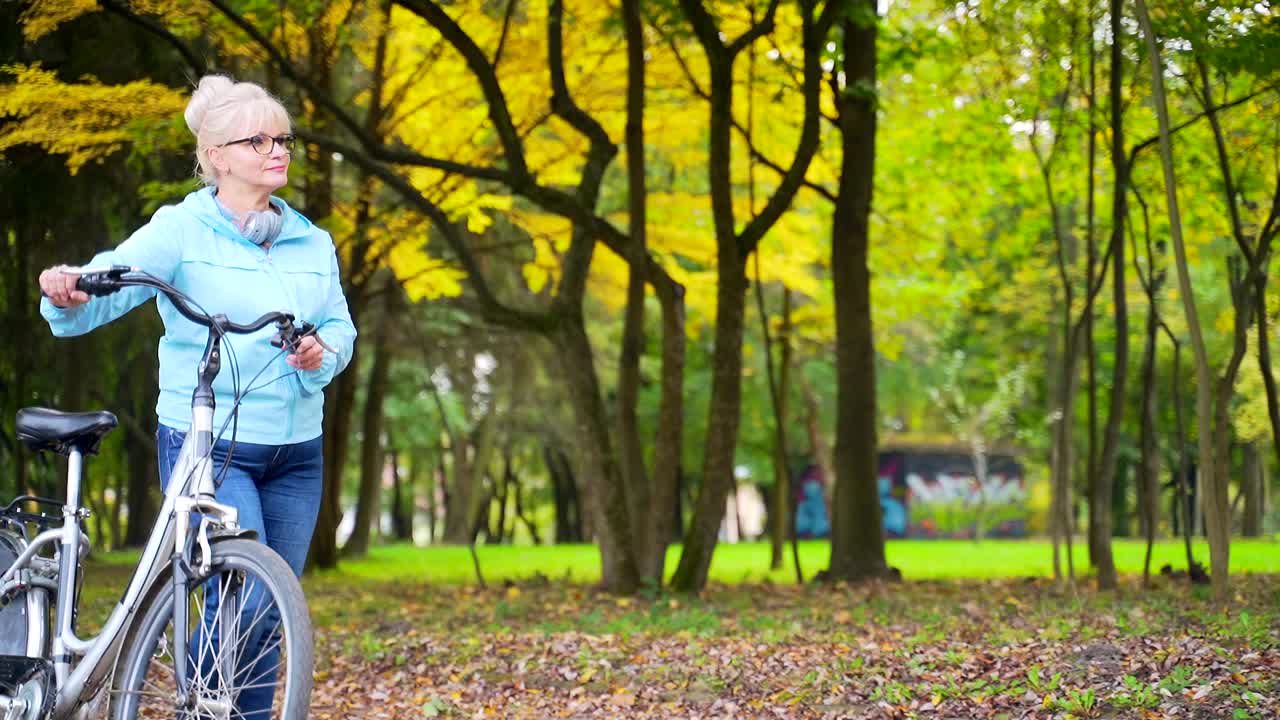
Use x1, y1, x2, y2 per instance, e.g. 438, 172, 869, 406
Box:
257, 238, 302, 440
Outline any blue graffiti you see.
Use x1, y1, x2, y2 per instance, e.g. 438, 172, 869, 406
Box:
879, 476, 907, 538
794, 479, 831, 538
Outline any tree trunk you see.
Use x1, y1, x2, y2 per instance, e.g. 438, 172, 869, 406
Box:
641, 278, 686, 582
1091, 0, 1129, 590
1051, 317, 1081, 583
1139, 280, 1161, 585
442, 413, 497, 544
669, 256, 747, 592
492, 448, 512, 544
759, 279, 793, 571
617, 0, 652, 580
123, 425, 157, 547
305, 106, 348, 570
546, 443, 572, 543
826, 4, 887, 582
344, 294, 393, 558
1255, 275, 1280, 473
1166, 340, 1197, 571
1083, 0, 1100, 572
556, 319, 639, 591
1135, 0, 1227, 601
667, 44, 752, 593
1242, 442, 1264, 537
429, 452, 444, 544
306, 0, 389, 570
389, 445, 413, 542
801, 377, 836, 508
122, 349, 159, 547
508, 455, 542, 544
668, 0, 826, 593
441, 439, 468, 542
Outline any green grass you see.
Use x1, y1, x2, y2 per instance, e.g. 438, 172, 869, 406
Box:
305, 538, 1280, 585
88, 537, 1278, 588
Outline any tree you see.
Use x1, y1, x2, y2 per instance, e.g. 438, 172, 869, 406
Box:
669, 0, 835, 593
1089, 0, 1130, 591
1133, 0, 1222, 601
928, 352, 1029, 541
826, 0, 889, 582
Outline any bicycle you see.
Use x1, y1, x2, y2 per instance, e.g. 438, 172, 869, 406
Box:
1, 265, 317, 719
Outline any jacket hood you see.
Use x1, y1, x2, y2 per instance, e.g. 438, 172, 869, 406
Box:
180, 186, 317, 243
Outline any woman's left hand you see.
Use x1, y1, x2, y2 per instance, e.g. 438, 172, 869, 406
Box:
288, 335, 325, 371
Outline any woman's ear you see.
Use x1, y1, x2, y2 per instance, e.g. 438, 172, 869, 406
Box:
207, 146, 228, 176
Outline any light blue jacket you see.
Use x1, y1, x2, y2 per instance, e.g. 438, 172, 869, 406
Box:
40, 187, 357, 445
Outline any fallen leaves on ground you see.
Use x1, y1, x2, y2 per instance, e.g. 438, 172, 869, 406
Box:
302, 573, 1277, 719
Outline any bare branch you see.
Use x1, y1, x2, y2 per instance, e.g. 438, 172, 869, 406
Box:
1128, 82, 1279, 167
738, 1, 827, 255
727, 0, 782, 57
395, 0, 529, 177
547, 0, 616, 151
677, 0, 725, 58
492, 0, 519, 69
302, 133, 553, 332
101, 0, 207, 76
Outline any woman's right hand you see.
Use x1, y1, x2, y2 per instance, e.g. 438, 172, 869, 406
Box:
39, 265, 89, 308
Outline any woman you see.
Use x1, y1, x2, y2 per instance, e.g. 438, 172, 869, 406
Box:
38, 75, 356, 717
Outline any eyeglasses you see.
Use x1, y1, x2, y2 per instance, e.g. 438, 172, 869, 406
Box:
221, 133, 296, 155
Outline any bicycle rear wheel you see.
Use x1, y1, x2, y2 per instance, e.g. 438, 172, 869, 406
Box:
0, 529, 51, 659
111, 538, 313, 719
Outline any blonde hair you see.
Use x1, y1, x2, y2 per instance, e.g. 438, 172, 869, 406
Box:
183, 75, 292, 185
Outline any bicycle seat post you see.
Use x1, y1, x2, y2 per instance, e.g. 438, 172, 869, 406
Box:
52, 447, 88, 685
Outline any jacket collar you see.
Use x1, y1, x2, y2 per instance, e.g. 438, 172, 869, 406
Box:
182, 186, 316, 244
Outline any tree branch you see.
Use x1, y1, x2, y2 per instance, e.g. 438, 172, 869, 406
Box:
206, 0, 381, 154
300, 132, 553, 332
738, 0, 831, 255
395, 0, 529, 177
727, 0, 783, 57
492, 0, 518, 69
659, 26, 836, 203
547, 0, 617, 153
101, 0, 207, 76
677, 0, 726, 59
1128, 82, 1279, 168
295, 129, 507, 184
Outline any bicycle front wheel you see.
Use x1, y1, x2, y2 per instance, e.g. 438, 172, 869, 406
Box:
111, 538, 313, 719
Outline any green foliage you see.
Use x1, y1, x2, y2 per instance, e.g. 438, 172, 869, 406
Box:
4, 0, 1280, 573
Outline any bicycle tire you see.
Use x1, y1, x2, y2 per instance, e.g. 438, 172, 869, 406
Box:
110, 538, 313, 719
0, 528, 51, 659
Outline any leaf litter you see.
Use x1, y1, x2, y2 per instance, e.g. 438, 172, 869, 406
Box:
303, 573, 1278, 719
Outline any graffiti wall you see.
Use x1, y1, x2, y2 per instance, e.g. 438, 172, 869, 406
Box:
794, 445, 1028, 540
880, 447, 1027, 539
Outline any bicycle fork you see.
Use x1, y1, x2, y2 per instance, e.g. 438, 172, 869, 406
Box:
167, 405, 241, 716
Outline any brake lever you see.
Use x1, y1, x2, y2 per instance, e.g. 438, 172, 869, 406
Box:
269, 317, 297, 351
298, 322, 339, 354
270, 319, 337, 354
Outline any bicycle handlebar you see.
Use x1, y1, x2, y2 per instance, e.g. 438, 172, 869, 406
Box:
72, 265, 317, 347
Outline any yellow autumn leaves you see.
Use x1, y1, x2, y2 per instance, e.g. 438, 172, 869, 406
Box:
0, 65, 187, 175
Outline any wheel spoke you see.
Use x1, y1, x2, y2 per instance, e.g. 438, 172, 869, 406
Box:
111, 543, 307, 720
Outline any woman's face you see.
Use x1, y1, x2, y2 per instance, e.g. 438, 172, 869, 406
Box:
209, 124, 292, 194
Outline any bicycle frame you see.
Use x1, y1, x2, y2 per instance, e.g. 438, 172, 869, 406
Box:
0, 420, 241, 718
2, 267, 311, 718
0, 337, 247, 719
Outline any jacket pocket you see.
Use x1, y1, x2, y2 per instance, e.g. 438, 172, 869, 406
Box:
176, 240, 274, 325
276, 253, 332, 320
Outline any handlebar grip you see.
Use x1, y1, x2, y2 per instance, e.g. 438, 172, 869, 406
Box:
70, 265, 132, 297
76, 273, 122, 297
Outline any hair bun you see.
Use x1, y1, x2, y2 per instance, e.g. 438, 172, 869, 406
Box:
184, 75, 236, 136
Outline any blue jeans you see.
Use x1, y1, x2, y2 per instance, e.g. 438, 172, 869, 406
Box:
157, 425, 323, 720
